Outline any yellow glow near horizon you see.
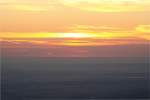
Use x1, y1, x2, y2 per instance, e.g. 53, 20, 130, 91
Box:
0, 32, 130, 39
0, 32, 95, 38
1, 32, 150, 40
62, 33, 95, 38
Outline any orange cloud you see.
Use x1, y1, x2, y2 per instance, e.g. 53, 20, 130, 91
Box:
2, 37, 148, 48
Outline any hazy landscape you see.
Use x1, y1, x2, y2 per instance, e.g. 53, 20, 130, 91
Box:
1, 55, 149, 99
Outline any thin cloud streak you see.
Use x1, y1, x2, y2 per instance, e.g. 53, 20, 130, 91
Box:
0, 0, 150, 12
58, 0, 150, 12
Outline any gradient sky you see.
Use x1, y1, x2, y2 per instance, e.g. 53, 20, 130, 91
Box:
0, 0, 150, 57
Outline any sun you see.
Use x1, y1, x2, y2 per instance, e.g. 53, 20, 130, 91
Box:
62, 33, 94, 38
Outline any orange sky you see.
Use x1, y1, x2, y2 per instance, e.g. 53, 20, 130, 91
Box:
1, 0, 149, 58
0, 0, 150, 42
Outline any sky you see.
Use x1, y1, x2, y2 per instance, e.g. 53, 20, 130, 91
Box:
0, 0, 150, 57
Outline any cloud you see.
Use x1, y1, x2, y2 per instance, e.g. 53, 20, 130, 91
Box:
2, 37, 148, 48
69, 25, 121, 33
135, 25, 150, 40
2, 38, 149, 58
68, 25, 134, 39
58, 0, 150, 12
136, 25, 150, 33
1, 0, 149, 12
68, 24, 150, 40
